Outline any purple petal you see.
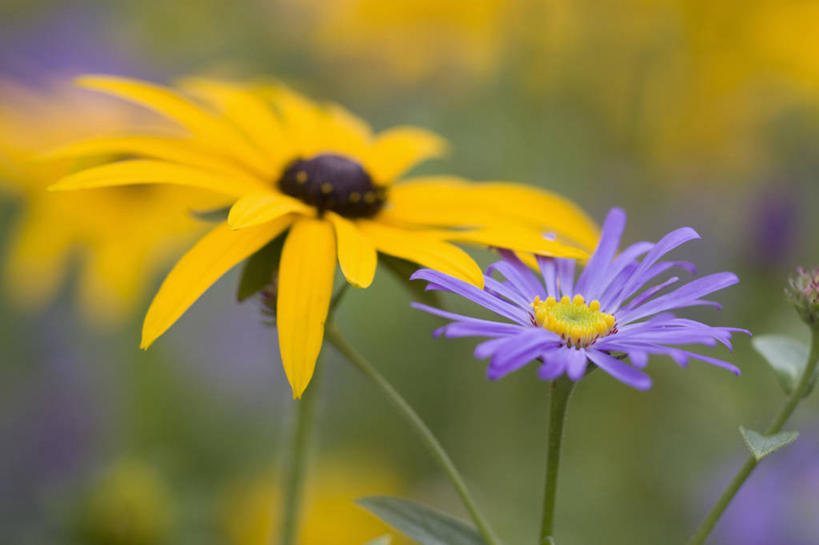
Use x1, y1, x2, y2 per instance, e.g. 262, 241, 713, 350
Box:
538, 349, 568, 380
590, 241, 653, 302
536, 255, 558, 298
474, 337, 508, 359
556, 258, 575, 297
489, 251, 545, 300
487, 329, 562, 380
614, 226, 700, 307
575, 208, 626, 296
617, 272, 739, 323
484, 276, 531, 307
586, 349, 652, 390
441, 321, 523, 338
411, 269, 531, 324
622, 276, 680, 311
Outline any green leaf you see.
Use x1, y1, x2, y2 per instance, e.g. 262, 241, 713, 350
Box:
358, 496, 487, 545
363, 536, 391, 545
236, 234, 286, 302
739, 426, 798, 461
190, 206, 230, 222
751, 334, 815, 396
380, 255, 442, 307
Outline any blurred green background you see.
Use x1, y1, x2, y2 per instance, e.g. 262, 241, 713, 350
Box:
1, 1, 818, 544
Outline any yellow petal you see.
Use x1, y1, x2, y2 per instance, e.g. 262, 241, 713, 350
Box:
179, 78, 291, 164
41, 136, 255, 177
277, 218, 337, 398
357, 220, 483, 287
387, 177, 600, 252
141, 218, 293, 348
49, 159, 268, 197
228, 191, 313, 229
442, 226, 588, 260
75, 75, 273, 175
364, 127, 447, 184
327, 213, 377, 288
316, 104, 372, 158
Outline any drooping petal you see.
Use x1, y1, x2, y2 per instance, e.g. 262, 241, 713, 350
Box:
586, 349, 652, 390
277, 218, 337, 398
49, 159, 268, 196
488, 329, 562, 380
359, 221, 484, 287
411, 269, 530, 324
327, 213, 377, 288
141, 218, 293, 349
443, 226, 588, 261
364, 127, 447, 183
228, 191, 313, 229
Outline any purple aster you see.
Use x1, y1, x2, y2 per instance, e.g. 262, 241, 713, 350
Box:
410, 208, 748, 390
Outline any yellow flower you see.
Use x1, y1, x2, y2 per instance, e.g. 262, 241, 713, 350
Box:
278, 0, 522, 83
76, 459, 172, 545
222, 458, 405, 545
0, 79, 219, 324
48, 75, 598, 397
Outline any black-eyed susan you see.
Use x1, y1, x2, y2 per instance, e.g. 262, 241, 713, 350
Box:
48, 75, 599, 397
0, 78, 219, 324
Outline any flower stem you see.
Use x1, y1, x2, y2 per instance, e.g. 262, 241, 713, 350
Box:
686, 327, 819, 545
325, 321, 503, 545
539, 376, 575, 545
276, 358, 322, 545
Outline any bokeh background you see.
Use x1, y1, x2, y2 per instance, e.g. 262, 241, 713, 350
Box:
1, 1, 819, 544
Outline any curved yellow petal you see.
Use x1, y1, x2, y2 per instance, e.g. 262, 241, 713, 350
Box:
76, 75, 273, 175
442, 227, 588, 260
317, 104, 372, 158
228, 191, 313, 229
179, 78, 291, 163
364, 127, 447, 184
48, 159, 268, 197
327, 213, 377, 288
357, 220, 483, 288
41, 136, 255, 177
387, 177, 600, 252
141, 218, 293, 348
277, 218, 337, 398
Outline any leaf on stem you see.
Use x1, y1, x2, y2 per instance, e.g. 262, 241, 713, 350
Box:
751, 334, 816, 397
358, 496, 488, 545
739, 426, 798, 462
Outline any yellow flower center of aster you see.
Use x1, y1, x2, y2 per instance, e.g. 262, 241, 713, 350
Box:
278, 153, 387, 218
531, 294, 616, 348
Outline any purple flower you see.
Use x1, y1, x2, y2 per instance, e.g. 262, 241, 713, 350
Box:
410, 208, 748, 389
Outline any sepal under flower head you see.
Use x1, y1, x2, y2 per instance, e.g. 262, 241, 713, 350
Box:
785, 266, 819, 326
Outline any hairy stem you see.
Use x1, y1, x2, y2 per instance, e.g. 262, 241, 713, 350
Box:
686, 327, 819, 545
326, 321, 502, 545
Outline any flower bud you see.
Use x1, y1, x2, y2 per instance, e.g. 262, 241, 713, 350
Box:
785, 266, 819, 326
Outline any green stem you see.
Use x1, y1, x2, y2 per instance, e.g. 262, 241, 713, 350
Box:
539, 377, 575, 545
276, 358, 323, 545
325, 321, 502, 545
686, 327, 819, 545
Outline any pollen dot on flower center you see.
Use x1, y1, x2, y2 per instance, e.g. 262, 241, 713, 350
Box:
278, 154, 387, 218
531, 294, 616, 348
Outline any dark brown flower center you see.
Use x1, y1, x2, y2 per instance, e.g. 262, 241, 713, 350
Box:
278, 154, 387, 218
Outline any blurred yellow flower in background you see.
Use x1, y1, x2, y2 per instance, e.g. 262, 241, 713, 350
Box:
222, 458, 404, 545
278, 0, 522, 83
0, 79, 220, 324
48, 75, 597, 398
73, 459, 172, 545
522, 0, 819, 182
